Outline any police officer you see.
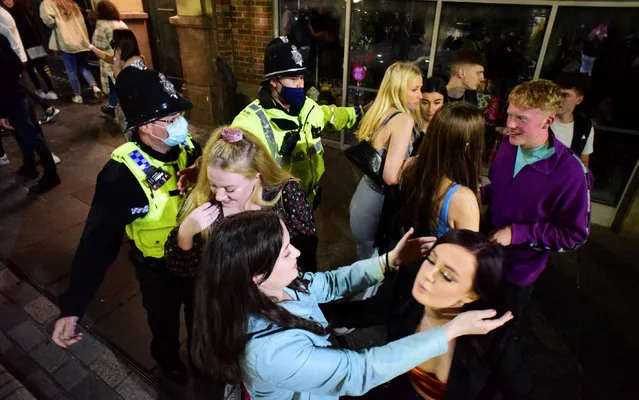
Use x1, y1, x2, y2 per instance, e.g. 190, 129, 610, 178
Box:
51, 67, 201, 383
232, 36, 363, 206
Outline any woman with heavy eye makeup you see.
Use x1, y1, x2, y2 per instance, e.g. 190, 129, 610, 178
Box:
354, 229, 533, 400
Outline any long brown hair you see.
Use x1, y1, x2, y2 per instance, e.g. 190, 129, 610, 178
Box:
399, 102, 485, 234
54, 0, 80, 18
191, 211, 325, 383
95, 0, 120, 20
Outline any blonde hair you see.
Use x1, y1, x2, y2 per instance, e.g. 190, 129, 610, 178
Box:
179, 127, 295, 240
508, 79, 562, 114
356, 62, 424, 141
54, 0, 81, 18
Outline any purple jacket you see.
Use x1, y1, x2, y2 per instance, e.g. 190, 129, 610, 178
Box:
482, 134, 592, 286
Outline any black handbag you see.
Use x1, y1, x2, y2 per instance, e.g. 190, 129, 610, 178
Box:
344, 111, 401, 186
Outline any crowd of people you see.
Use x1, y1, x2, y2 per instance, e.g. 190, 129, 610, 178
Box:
2, 2, 594, 399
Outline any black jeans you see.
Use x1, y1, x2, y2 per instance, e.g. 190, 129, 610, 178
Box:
131, 252, 195, 365
7, 96, 57, 178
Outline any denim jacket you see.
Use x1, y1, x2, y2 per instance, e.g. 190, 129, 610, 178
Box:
243, 257, 449, 400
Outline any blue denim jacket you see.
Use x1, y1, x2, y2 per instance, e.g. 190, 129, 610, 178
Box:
243, 257, 448, 400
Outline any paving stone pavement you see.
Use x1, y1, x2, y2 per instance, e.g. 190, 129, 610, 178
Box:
0, 363, 37, 400
0, 261, 160, 400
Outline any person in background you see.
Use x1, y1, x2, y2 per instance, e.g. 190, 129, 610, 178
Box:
419, 76, 448, 131
231, 36, 363, 207
2, 0, 58, 101
446, 49, 486, 107
400, 102, 484, 238
50, 68, 200, 384
190, 210, 513, 400
40, 0, 102, 104
552, 73, 594, 168
90, 0, 127, 119
482, 79, 592, 314
87, 28, 145, 133
0, 4, 60, 125
0, 32, 60, 193
349, 61, 423, 260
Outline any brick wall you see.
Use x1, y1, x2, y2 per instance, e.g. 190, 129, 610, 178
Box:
216, 0, 273, 85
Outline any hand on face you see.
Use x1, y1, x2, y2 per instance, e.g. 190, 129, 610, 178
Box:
388, 227, 437, 268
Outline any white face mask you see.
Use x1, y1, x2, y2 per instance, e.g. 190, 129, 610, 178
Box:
151, 116, 189, 146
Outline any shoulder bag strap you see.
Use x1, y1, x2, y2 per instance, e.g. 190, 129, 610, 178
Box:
366, 111, 402, 142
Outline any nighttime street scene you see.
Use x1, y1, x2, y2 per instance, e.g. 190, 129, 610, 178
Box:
1, 0, 638, 399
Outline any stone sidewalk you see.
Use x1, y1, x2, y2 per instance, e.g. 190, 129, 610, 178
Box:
1, 363, 37, 400
0, 261, 159, 400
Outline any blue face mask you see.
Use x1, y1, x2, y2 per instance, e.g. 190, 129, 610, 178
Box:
152, 116, 189, 147
279, 85, 305, 114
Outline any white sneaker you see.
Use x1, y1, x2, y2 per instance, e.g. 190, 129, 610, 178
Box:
36, 90, 46, 98
45, 92, 59, 100
72, 95, 83, 104
0, 154, 9, 166
51, 153, 61, 164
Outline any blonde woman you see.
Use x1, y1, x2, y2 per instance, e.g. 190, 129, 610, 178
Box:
164, 126, 318, 274
40, 0, 101, 103
349, 61, 424, 260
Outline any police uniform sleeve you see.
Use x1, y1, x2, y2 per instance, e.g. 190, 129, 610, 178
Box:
57, 160, 146, 318
320, 104, 363, 130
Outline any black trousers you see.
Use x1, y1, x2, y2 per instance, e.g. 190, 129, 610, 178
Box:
7, 95, 57, 178
131, 252, 196, 365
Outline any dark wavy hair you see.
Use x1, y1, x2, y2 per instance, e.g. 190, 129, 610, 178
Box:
112, 29, 140, 61
96, 0, 120, 20
421, 76, 449, 100
191, 210, 325, 383
399, 102, 485, 235
431, 229, 505, 312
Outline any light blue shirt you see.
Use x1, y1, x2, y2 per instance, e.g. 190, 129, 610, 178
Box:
513, 141, 556, 177
242, 257, 449, 400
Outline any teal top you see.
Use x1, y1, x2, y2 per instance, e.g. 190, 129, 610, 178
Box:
436, 184, 461, 237
513, 141, 556, 177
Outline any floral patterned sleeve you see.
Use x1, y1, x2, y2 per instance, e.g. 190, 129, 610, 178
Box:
279, 180, 318, 272
164, 225, 203, 277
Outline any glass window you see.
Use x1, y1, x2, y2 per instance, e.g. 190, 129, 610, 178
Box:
280, 0, 346, 101
434, 2, 550, 83
540, 6, 639, 205
347, 0, 437, 106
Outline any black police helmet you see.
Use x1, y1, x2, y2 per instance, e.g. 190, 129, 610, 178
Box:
263, 36, 307, 83
116, 68, 192, 131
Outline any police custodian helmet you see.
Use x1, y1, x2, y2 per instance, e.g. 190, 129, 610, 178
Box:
116, 68, 193, 131
263, 36, 307, 83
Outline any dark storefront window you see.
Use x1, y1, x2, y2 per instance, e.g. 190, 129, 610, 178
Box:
347, 0, 437, 106
280, 0, 346, 103
541, 7, 639, 205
